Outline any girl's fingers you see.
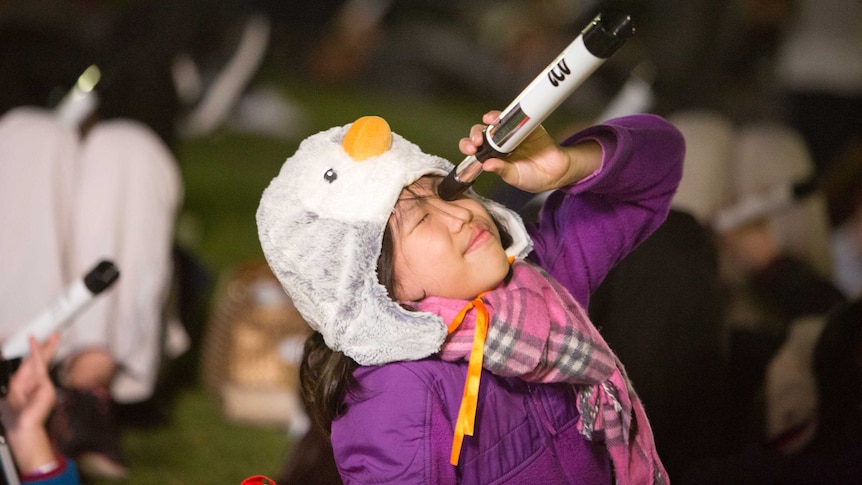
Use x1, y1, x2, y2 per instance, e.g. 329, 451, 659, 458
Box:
469, 124, 485, 144
458, 137, 477, 155
482, 111, 501, 125
458, 111, 502, 157
459, 123, 490, 155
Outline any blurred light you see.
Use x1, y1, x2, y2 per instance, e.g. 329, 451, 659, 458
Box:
76, 65, 101, 93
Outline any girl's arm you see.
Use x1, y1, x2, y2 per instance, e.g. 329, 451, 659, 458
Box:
460, 113, 684, 307
526, 114, 685, 306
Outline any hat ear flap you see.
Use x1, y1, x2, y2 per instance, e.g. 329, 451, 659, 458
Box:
261, 210, 446, 365
330, 222, 447, 365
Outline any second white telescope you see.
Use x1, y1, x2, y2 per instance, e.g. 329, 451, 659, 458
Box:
1, 260, 119, 360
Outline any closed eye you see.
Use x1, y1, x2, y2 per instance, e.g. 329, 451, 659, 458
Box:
405, 212, 429, 234
407, 213, 428, 233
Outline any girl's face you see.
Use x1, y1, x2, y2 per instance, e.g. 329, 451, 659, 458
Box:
389, 177, 511, 302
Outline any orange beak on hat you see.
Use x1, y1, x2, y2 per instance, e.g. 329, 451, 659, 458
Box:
342, 116, 392, 161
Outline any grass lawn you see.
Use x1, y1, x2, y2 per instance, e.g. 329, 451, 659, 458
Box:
102, 388, 288, 484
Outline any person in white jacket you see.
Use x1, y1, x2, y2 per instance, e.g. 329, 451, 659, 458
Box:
0, 106, 183, 479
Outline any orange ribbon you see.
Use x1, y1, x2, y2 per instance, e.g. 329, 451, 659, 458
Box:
447, 294, 489, 466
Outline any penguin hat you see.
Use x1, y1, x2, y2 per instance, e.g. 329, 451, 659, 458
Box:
256, 116, 532, 365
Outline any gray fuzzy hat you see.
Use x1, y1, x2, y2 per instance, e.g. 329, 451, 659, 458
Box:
256, 116, 532, 365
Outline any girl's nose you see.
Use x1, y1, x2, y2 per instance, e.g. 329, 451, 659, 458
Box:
439, 201, 473, 230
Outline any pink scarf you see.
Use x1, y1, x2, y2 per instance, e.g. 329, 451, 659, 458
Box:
415, 260, 668, 485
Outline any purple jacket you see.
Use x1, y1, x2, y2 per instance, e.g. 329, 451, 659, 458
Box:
331, 114, 684, 484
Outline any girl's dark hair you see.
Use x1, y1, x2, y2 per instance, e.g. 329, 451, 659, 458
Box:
299, 332, 358, 435
299, 220, 402, 435
299, 187, 513, 434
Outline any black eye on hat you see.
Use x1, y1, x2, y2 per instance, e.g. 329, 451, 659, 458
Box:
324, 168, 337, 183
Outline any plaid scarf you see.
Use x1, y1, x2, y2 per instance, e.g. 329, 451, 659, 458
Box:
415, 259, 667, 485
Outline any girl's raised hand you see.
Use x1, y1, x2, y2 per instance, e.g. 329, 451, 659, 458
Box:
458, 111, 602, 193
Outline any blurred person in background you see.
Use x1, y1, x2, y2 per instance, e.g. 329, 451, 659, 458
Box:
0, 101, 183, 480
0, 0, 233, 478
772, 0, 862, 179
669, 110, 855, 482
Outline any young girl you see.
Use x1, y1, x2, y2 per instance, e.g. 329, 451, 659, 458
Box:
257, 112, 684, 483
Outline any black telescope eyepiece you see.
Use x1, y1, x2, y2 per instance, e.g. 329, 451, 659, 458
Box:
583, 12, 635, 58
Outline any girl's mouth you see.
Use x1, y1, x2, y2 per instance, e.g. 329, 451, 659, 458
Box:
466, 225, 493, 254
